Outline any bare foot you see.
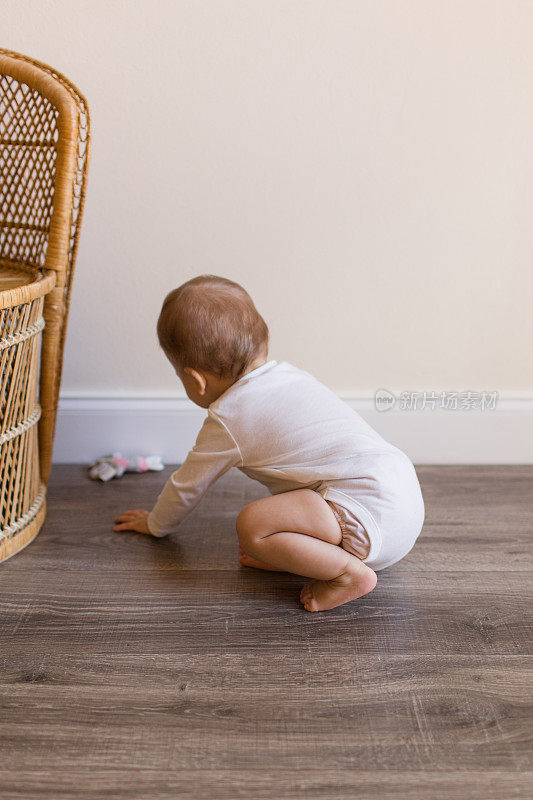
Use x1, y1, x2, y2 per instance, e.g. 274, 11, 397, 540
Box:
299, 558, 377, 612
238, 549, 287, 572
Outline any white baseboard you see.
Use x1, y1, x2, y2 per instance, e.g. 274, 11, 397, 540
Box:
53, 391, 533, 465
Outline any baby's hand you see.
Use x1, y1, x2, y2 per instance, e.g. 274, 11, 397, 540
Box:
113, 509, 153, 536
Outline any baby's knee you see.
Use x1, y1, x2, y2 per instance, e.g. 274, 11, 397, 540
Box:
235, 503, 262, 547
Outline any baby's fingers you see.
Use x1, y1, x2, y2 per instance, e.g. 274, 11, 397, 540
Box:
113, 521, 138, 532
114, 510, 144, 522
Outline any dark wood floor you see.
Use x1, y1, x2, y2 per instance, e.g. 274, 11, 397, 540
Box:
1, 465, 531, 800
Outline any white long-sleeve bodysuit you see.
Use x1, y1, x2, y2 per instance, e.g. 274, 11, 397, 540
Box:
147, 360, 425, 571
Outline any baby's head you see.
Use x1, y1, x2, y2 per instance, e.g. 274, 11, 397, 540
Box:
157, 274, 270, 408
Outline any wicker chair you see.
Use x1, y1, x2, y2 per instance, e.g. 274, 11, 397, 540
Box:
0, 49, 90, 562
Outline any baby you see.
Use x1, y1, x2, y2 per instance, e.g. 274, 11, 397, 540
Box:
114, 274, 425, 612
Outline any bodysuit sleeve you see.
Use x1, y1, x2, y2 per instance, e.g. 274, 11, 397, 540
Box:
147, 411, 242, 537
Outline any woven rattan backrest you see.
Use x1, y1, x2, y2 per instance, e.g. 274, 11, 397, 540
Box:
0, 49, 90, 483
0, 67, 57, 269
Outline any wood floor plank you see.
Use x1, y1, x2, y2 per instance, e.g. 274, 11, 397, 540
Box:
0, 771, 530, 800
0, 465, 531, 799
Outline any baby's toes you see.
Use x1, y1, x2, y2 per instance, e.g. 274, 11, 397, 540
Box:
300, 580, 315, 603
300, 582, 319, 612
304, 595, 319, 612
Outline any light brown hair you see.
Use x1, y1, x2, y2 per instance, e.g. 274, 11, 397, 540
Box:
157, 274, 270, 380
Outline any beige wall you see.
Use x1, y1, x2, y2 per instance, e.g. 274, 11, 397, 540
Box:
4, 0, 532, 396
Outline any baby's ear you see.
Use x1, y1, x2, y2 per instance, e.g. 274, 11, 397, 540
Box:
184, 367, 207, 395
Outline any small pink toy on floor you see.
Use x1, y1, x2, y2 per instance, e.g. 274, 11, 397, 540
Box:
89, 452, 164, 482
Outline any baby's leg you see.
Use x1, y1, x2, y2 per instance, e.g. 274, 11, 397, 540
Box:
238, 547, 287, 571
236, 489, 377, 612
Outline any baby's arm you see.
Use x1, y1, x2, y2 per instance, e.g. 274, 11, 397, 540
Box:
114, 412, 241, 537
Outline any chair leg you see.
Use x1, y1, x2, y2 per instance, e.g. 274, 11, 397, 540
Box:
38, 284, 67, 486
